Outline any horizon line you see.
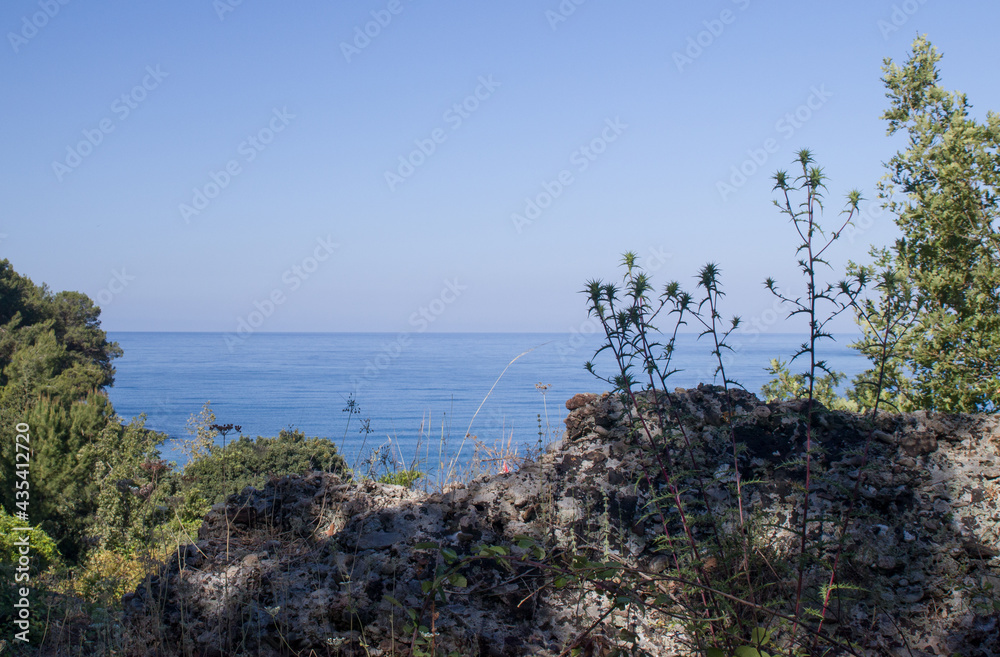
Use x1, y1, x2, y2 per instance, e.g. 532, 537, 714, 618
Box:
105, 329, 837, 335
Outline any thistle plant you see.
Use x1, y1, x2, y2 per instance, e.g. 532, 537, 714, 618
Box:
765, 149, 864, 413
585, 256, 720, 650
811, 250, 916, 643
583, 254, 777, 654
691, 263, 761, 605
574, 152, 890, 655
764, 149, 869, 648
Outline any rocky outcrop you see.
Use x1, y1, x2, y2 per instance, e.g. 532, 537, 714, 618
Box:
124, 386, 1000, 656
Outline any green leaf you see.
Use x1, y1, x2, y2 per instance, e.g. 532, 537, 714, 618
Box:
414, 542, 438, 550
734, 647, 766, 657
448, 573, 468, 588
751, 627, 772, 646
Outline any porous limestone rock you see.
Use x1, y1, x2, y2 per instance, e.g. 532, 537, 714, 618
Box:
124, 385, 1000, 656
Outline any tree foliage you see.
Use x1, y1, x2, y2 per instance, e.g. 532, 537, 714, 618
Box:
854, 36, 1000, 412
0, 260, 126, 560
0, 259, 121, 394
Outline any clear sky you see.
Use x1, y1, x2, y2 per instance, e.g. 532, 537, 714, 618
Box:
3, 1, 999, 335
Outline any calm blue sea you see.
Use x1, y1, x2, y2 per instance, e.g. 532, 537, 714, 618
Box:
106, 332, 869, 471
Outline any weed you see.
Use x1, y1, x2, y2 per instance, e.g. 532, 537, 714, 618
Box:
566, 151, 907, 655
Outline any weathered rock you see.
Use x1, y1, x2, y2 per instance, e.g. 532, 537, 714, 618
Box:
566, 392, 597, 411
123, 386, 1000, 656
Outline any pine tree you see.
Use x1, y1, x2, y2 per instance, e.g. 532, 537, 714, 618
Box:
0, 259, 123, 559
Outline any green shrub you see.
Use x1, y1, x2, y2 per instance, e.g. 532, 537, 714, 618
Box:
0, 508, 63, 644
760, 358, 856, 411
0, 506, 62, 571
92, 417, 172, 553
181, 428, 349, 506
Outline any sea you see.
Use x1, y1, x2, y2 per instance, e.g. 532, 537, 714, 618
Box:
106, 332, 870, 473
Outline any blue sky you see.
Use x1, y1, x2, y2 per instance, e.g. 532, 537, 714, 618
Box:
3, 1, 999, 335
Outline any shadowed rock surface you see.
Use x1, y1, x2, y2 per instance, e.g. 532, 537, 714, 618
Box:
124, 386, 1000, 656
